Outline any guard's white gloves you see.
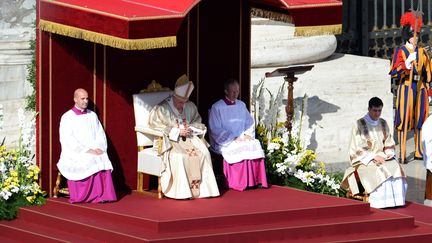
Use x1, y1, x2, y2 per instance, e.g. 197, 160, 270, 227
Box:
405, 52, 417, 70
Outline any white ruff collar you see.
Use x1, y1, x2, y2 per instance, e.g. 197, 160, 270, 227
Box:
363, 113, 379, 126
405, 42, 414, 50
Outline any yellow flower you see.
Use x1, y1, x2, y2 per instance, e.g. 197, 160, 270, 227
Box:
276, 122, 285, 129
26, 195, 36, 203
10, 170, 18, 177
317, 161, 326, 174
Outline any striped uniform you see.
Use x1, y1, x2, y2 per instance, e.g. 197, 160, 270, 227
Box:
390, 45, 432, 160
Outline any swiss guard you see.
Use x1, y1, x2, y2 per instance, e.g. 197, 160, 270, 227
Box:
390, 10, 432, 163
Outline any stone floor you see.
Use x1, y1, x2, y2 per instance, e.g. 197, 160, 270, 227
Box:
397, 131, 427, 204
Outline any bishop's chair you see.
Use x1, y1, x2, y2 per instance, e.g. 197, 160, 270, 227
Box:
132, 81, 172, 199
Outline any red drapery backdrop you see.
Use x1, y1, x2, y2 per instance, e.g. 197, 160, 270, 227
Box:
36, 0, 343, 195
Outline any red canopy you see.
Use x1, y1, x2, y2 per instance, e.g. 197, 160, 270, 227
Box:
251, 0, 342, 35
39, 0, 342, 50
39, 0, 201, 50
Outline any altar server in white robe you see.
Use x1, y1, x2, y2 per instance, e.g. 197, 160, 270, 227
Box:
57, 88, 117, 203
148, 74, 220, 199
341, 97, 407, 208
421, 114, 432, 207
208, 79, 268, 191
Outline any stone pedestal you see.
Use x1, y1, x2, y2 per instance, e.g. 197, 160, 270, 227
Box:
251, 17, 337, 68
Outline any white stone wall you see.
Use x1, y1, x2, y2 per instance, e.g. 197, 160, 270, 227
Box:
0, 0, 35, 148
250, 19, 393, 165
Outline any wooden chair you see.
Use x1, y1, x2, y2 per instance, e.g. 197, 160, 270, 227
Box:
346, 169, 369, 202
132, 81, 172, 199
53, 171, 69, 198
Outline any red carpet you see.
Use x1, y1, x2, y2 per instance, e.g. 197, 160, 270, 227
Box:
2, 186, 432, 242
388, 201, 432, 225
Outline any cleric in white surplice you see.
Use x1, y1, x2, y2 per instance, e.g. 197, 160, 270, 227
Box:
341, 97, 407, 208
57, 88, 117, 203
208, 79, 267, 191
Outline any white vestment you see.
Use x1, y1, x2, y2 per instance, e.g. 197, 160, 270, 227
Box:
341, 113, 407, 208
422, 115, 432, 172
208, 99, 264, 164
57, 109, 113, 181
148, 97, 220, 199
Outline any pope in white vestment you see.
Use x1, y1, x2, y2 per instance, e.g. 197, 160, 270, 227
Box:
57, 88, 116, 203
148, 75, 220, 199
208, 79, 267, 191
341, 97, 407, 208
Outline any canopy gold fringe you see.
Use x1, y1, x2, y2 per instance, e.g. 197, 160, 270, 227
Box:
295, 24, 342, 37
39, 20, 176, 50
250, 7, 293, 23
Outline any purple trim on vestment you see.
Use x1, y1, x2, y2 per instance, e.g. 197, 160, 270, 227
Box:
223, 158, 268, 191
223, 98, 236, 106
71, 106, 87, 115
67, 170, 117, 203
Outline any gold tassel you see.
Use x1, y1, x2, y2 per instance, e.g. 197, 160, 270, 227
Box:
39, 19, 177, 50
250, 7, 293, 23
295, 24, 342, 37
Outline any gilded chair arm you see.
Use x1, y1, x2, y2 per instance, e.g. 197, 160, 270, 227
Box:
135, 126, 164, 137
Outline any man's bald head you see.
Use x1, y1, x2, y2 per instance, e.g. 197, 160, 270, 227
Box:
73, 88, 89, 110
74, 88, 88, 98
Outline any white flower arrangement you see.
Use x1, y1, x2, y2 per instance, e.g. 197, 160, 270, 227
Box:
0, 108, 45, 220
252, 77, 345, 197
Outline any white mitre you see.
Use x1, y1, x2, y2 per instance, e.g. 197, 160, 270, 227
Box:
173, 74, 194, 100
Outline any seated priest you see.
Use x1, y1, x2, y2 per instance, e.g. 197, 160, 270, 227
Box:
208, 78, 268, 191
147, 74, 220, 199
57, 88, 117, 203
341, 97, 407, 208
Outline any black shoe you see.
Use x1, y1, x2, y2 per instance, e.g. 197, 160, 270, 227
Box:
414, 156, 423, 160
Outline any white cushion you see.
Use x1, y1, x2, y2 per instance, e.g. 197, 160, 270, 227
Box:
137, 148, 163, 176
133, 91, 172, 146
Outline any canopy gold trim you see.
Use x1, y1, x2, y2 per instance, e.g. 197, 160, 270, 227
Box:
39, 19, 177, 50
251, 7, 293, 23
294, 24, 342, 36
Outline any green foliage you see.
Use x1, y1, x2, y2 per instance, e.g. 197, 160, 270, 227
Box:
25, 23, 36, 112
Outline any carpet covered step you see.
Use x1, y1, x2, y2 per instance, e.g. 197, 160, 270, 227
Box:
1, 186, 432, 242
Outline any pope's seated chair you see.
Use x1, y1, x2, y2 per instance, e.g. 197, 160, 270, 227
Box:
133, 81, 172, 199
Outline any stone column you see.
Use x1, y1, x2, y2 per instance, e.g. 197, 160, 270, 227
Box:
0, 0, 35, 148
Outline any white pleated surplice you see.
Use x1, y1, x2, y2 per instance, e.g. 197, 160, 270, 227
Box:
368, 177, 408, 208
